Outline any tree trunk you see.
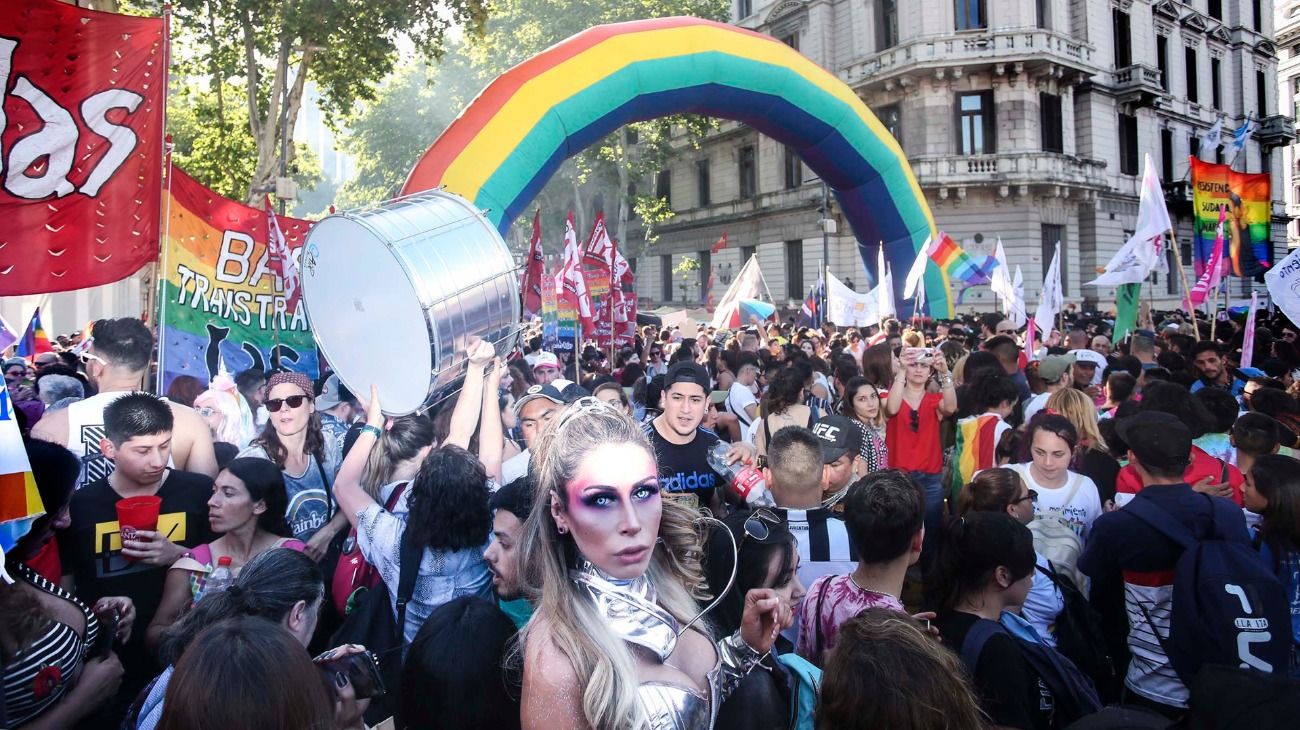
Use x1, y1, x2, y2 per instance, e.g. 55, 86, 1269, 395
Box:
616, 156, 629, 251
206, 0, 224, 128
570, 171, 586, 240
246, 28, 291, 204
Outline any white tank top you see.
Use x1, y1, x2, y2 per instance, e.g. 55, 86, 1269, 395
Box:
64, 391, 174, 489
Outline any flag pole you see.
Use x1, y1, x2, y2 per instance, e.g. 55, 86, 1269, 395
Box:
1167, 230, 1200, 340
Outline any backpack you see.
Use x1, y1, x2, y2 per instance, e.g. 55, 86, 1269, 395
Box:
1027, 473, 1087, 591
1124, 494, 1291, 683
775, 652, 821, 730
331, 482, 409, 615
960, 614, 1102, 727
330, 509, 421, 726
1038, 561, 1121, 704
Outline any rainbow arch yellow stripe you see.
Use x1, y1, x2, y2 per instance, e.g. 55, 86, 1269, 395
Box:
403, 17, 944, 315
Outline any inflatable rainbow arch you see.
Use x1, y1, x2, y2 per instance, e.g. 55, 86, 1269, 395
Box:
403, 16, 945, 316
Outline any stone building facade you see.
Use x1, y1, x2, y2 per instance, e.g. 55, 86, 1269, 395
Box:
1278, 0, 1300, 249
632, 0, 1291, 314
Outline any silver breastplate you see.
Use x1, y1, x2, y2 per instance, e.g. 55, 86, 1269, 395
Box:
638, 682, 712, 730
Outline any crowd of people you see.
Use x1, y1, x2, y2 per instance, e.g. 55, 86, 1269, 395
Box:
4, 306, 1300, 729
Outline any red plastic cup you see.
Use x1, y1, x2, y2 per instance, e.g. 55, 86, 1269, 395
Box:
116, 496, 161, 560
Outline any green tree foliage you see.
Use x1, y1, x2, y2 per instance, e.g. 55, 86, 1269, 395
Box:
169, 0, 488, 203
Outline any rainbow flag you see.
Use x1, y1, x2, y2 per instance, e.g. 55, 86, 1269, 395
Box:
929, 232, 992, 309
158, 168, 319, 392
950, 414, 1009, 502
15, 308, 52, 357
0, 389, 44, 561
1190, 158, 1272, 278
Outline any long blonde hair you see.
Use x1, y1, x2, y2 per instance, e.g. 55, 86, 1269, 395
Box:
1046, 388, 1108, 453
518, 399, 709, 730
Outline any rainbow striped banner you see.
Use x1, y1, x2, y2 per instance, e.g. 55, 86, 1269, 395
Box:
949, 414, 1008, 502
158, 168, 319, 391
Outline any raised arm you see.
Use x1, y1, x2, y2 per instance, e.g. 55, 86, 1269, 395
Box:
332, 387, 384, 527
478, 358, 505, 483
884, 355, 905, 417
445, 341, 495, 450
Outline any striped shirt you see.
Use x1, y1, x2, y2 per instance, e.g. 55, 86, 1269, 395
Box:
776, 506, 858, 587
4, 563, 100, 727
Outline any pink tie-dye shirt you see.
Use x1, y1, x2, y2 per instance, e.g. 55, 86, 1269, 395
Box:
795, 574, 906, 665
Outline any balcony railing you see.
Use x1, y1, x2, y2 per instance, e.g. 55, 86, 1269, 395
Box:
909, 151, 1109, 191
842, 26, 1099, 88
1256, 114, 1297, 148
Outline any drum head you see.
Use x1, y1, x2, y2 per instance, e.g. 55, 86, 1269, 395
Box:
302, 216, 433, 415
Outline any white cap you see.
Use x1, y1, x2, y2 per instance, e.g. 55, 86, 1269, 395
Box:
532, 351, 560, 371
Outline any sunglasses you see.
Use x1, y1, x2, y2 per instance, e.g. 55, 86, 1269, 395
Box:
266, 395, 310, 412
741, 509, 782, 543
1013, 489, 1039, 505
909, 409, 920, 433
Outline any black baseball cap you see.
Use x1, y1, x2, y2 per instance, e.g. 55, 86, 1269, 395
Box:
514, 384, 564, 416
664, 362, 710, 394
811, 415, 862, 464
1115, 411, 1191, 472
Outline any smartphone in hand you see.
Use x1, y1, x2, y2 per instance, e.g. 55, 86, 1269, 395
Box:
315, 650, 386, 700
90, 608, 120, 659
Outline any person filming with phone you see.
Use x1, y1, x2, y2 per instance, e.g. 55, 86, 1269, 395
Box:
885, 345, 957, 570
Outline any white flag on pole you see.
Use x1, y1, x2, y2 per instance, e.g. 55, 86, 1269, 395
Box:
1198, 118, 1223, 159
1265, 247, 1300, 329
1009, 265, 1027, 328
1034, 243, 1063, 335
989, 238, 1014, 314
902, 236, 934, 300
876, 246, 895, 321
827, 270, 892, 327
1087, 154, 1171, 287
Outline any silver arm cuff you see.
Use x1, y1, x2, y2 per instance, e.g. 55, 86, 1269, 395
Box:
714, 631, 767, 703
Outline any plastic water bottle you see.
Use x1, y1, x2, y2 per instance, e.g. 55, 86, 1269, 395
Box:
707, 441, 775, 507
202, 556, 234, 600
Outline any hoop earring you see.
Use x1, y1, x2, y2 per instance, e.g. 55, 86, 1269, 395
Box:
557, 525, 568, 535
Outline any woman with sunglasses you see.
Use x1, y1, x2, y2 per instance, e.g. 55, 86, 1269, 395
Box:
956, 468, 1063, 648
704, 509, 805, 730
518, 398, 790, 730
884, 347, 957, 569
237, 372, 344, 561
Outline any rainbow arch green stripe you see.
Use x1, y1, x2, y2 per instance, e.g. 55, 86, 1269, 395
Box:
403, 16, 944, 316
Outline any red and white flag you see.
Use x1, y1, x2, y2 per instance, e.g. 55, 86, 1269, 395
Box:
556, 212, 593, 329
0, 0, 167, 295
521, 210, 545, 318
710, 231, 729, 254
265, 197, 301, 313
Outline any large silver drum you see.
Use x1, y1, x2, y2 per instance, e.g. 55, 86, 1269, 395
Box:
300, 191, 519, 415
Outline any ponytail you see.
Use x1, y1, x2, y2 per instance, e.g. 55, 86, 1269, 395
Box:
361, 415, 436, 498
922, 512, 1035, 614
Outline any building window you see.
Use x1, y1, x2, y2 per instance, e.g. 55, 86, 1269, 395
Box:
738, 0, 751, 19
785, 240, 804, 300
779, 33, 798, 51
784, 145, 803, 190
955, 0, 985, 31
1036, 0, 1050, 29
1040, 93, 1063, 153
1161, 128, 1173, 181
626, 127, 638, 145
1184, 47, 1198, 104
1189, 133, 1200, 160
741, 245, 756, 263
1156, 35, 1169, 91
875, 0, 898, 51
877, 103, 902, 146
1257, 70, 1268, 116
699, 251, 711, 295
1262, 142, 1272, 174
956, 91, 995, 155
696, 159, 710, 208
656, 169, 671, 205
1208, 0, 1222, 20
1253, 0, 1262, 32
1119, 113, 1139, 175
739, 146, 756, 200
660, 254, 673, 302
1166, 249, 1180, 296
1112, 9, 1131, 67
627, 182, 637, 200
1211, 58, 1222, 110
1041, 224, 1067, 297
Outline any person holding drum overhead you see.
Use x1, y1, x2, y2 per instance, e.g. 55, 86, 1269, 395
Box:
332, 341, 501, 645
237, 372, 346, 561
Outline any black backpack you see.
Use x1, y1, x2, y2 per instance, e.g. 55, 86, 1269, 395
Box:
1124, 495, 1290, 682
1038, 561, 1122, 704
330, 521, 421, 725
961, 615, 1103, 727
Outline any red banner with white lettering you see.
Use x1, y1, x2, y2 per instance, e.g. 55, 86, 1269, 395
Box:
0, 0, 166, 295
